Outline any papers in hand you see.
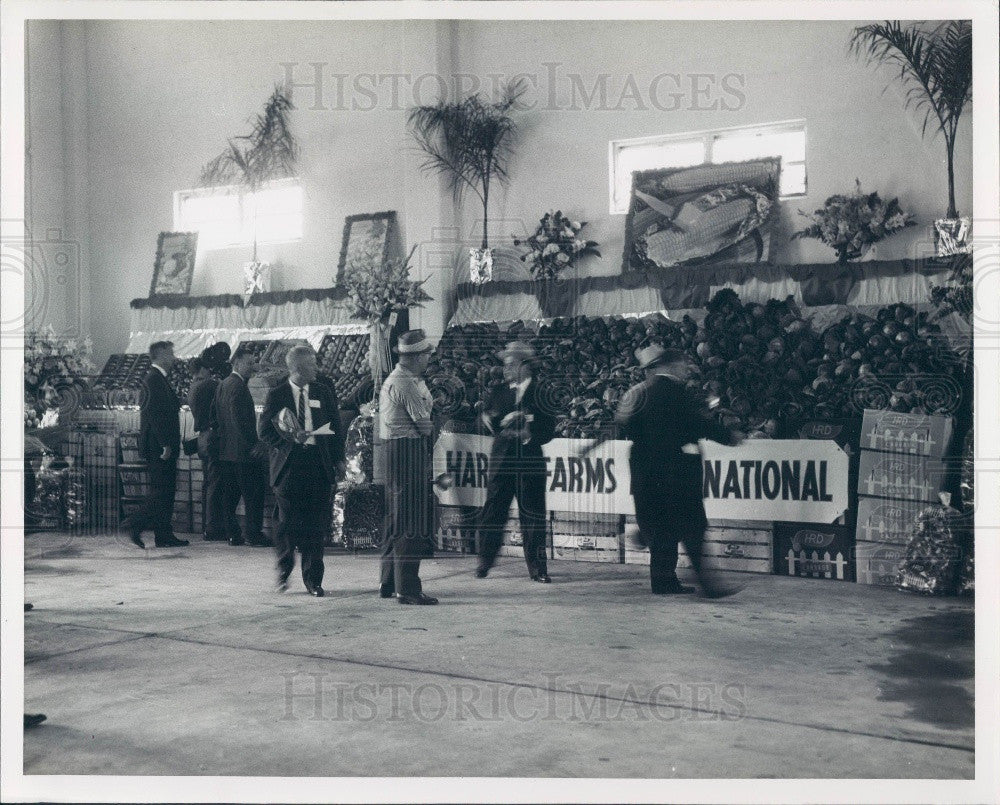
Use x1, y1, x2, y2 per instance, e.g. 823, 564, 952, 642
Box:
272, 407, 300, 438
273, 406, 334, 437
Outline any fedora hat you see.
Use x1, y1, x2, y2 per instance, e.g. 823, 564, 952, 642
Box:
634, 344, 689, 370
394, 329, 433, 354
497, 340, 536, 362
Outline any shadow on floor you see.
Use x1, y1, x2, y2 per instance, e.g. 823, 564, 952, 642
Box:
869, 609, 974, 731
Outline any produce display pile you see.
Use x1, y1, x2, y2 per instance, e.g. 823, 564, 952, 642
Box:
425, 289, 966, 438
232, 340, 272, 363
316, 333, 372, 403
83, 353, 228, 407
84, 353, 152, 408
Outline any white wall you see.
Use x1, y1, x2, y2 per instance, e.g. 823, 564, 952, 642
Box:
25, 20, 91, 341
26, 19, 973, 364
454, 19, 973, 277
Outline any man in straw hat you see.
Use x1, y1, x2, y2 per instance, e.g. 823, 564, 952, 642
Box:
378, 329, 440, 604
582, 345, 742, 598
475, 339, 556, 583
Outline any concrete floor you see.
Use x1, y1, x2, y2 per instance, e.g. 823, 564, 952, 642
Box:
22, 531, 974, 778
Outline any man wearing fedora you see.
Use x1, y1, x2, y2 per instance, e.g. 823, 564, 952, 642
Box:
475, 340, 556, 583
607, 345, 742, 597
259, 345, 346, 596
378, 329, 440, 604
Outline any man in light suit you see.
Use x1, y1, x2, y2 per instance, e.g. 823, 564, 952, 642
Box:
259, 345, 345, 596
475, 341, 556, 583
121, 341, 189, 549
211, 352, 268, 546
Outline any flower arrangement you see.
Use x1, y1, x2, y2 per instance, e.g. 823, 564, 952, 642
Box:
514, 211, 601, 280
24, 328, 94, 429
342, 244, 432, 323
792, 180, 915, 263
342, 244, 434, 387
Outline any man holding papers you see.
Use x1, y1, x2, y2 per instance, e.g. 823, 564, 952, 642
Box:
259, 345, 345, 596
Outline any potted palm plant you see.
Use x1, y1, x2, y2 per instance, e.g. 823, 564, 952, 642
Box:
408, 81, 524, 283
198, 85, 299, 296
850, 20, 972, 256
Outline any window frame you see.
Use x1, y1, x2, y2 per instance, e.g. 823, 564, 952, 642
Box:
608, 119, 807, 215
172, 176, 304, 250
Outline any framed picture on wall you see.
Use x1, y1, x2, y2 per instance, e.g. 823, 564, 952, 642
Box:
620, 158, 781, 273
149, 231, 198, 296
336, 211, 396, 284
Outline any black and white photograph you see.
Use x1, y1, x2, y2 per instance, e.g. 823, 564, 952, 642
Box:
1, 1, 998, 803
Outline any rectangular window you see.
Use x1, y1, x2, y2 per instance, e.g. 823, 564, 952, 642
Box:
173, 178, 303, 250
609, 120, 806, 214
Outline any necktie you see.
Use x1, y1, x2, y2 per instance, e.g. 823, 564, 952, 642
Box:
297, 387, 306, 429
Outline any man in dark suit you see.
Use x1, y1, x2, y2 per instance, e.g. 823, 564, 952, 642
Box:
186, 354, 225, 541
259, 345, 345, 596
211, 352, 268, 546
610, 346, 742, 597
121, 341, 188, 549
475, 341, 556, 583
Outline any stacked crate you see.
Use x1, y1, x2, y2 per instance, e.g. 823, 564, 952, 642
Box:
551, 511, 622, 563
117, 431, 146, 527
172, 454, 196, 533
772, 418, 861, 582
623, 517, 772, 574
118, 432, 199, 534
436, 503, 479, 554
65, 428, 119, 531
855, 409, 953, 586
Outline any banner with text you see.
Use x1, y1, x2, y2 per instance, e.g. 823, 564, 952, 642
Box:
433, 433, 849, 523
700, 439, 849, 523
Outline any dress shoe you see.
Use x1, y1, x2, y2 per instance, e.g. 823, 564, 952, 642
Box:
154, 537, 189, 548
128, 531, 146, 549
24, 603, 33, 612
24, 713, 47, 728
530, 572, 552, 583
379, 586, 395, 599
228, 536, 245, 546
652, 583, 696, 595
474, 567, 489, 579
397, 593, 438, 605
275, 578, 289, 593
305, 584, 325, 597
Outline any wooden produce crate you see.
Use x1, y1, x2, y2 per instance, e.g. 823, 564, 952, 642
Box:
773, 522, 855, 582
624, 519, 772, 574
552, 533, 621, 563
855, 540, 908, 586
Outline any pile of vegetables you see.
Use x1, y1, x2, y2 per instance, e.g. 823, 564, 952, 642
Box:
819, 303, 963, 416
421, 289, 968, 438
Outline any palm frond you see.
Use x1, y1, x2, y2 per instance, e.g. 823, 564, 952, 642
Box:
849, 20, 972, 138
407, 80, 524, 247
198, 85, 299, 191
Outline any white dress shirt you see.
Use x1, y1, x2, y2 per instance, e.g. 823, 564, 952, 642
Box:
511, 377, 530, 405
288, 379, 315, 445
